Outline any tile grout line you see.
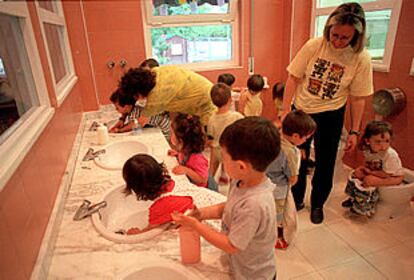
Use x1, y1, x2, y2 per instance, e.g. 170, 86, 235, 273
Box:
286, 225, 328, 279
323, 219, 391, 279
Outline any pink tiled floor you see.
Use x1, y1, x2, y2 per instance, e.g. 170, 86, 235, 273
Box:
272, 163, 414, 280
216, 154, 414, 280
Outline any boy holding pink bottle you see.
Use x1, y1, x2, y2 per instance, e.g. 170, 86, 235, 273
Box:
173, 117, 280, 280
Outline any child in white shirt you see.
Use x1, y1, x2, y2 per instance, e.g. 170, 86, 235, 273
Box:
218, 73, 240, 112
207, 83, 244, 181
342, 121, 404, 216
239, 74, 264, 117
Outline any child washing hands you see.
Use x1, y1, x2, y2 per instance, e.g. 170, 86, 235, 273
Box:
122, 154, 194, 234
109, 89, 171, 142
173, 117, 280, 280
168, 113, 217, 190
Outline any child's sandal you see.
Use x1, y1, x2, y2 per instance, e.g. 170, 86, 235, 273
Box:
275, 238, 289, 250
218, 176, 229, 185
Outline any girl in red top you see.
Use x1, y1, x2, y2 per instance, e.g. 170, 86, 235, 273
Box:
123, 154, 194, 235
168, 113, 214, 189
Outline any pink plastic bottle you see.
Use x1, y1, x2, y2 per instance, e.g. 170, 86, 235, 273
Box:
179, 226, 201, 264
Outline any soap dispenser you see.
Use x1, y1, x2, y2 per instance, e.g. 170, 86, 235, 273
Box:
97, 123, 109, 145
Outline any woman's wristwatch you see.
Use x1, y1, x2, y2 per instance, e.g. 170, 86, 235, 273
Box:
348, 130, 361, 136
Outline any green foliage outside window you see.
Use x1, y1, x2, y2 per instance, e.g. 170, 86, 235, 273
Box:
151, 25, 231, 64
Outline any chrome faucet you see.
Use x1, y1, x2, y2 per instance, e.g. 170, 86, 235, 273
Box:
82, 148, 106, 161
89, 121, 100, 131
73, 199, 107, 221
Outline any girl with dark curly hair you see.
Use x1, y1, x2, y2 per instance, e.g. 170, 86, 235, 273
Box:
122, 154, 194, 234
168, 113, 217, 190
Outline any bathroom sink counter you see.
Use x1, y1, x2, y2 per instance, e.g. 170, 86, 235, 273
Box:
43, 109, 231, 279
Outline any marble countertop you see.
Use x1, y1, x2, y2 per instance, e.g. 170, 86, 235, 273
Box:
44, 109, 231, 279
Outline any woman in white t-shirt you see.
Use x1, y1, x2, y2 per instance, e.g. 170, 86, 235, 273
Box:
282, 3, 373, 224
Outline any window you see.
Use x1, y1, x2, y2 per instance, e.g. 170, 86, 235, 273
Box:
0, 2, 54, 190
311, 0, 402, 72
36, 0, 77, 106
142, 0, 239, 70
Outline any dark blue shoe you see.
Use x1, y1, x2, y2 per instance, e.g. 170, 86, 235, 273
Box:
310, 207, 324, 224
296, 202, 305, 211
341, 198, 353, 208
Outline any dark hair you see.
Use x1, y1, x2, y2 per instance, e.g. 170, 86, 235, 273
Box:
119, 67, 156, 98
272, 82, 285, 101
218, 73, 235, 86
172, 113, 205, 155
210, 83, 231, 108
219, 116, 280, 172
282, 110, 317, 138
323, 2, 366, 53
139, 58, 159, 69
109, 89, 121, 104
359, 120, 393, 150
110, 89, 135, 107
123, 154, 171, 201
247, 74, 265, 93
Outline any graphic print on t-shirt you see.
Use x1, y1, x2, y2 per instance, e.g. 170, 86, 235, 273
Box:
366, 158, 383, 171
308, 58, 345, 99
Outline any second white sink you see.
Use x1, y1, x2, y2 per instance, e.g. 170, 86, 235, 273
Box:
94, 140, 151, 170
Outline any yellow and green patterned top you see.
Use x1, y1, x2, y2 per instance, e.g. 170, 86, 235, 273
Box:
142, 66, 216, 125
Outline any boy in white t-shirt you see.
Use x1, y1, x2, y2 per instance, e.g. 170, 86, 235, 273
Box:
239, 74, 264, 117
173, 117, 280, 280
207, 83, 244, 181
218, 73, 240, 112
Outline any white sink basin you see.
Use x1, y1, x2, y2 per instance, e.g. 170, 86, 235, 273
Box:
118, 258, 208, 280
91, 185, 168, 243
94, 140, 151, 170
